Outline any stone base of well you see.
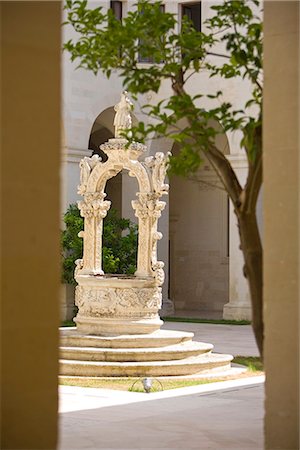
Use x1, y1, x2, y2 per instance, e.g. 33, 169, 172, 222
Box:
74, 275, 163, 335
59, 328, 233, 377
74, 317, 163, 336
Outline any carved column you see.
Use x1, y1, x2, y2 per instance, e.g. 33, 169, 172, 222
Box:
78, 193, 110, 275
150, 198, 166, 288
132, 193, 153, 277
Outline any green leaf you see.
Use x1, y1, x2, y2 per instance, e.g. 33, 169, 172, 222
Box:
64, 0, 262, 178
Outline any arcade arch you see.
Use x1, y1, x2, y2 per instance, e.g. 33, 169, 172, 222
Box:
150, 118, 231, 318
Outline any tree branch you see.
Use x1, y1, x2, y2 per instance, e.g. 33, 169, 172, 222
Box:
242, 151, 262, 214
205, 144, 242, 208
184, 70, 198, 84
206, 51, 230, 59
188, 175, 226, 192
171, 79, 242, 208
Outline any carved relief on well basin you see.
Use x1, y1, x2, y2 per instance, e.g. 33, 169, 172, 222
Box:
74, 92, 170, 335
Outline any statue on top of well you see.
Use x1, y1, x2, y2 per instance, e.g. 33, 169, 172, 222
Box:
113, 91, 133, 138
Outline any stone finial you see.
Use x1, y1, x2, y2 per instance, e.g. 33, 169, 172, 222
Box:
113, 91, 133, 139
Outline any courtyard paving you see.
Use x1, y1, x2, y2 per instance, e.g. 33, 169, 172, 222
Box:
58, 322, 263, 450
162, 321, 259, 357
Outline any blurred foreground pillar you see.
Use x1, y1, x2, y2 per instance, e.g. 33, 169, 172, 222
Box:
263, 2, 299, 449
1, 2, 61, 449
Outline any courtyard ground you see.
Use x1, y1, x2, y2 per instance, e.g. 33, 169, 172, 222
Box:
59, 322, 264, 450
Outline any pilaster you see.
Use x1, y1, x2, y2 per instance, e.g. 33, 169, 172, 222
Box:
223, 155, 252, 321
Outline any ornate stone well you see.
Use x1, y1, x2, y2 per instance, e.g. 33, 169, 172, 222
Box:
74, 92, 170, 336
60, 93, 233, 378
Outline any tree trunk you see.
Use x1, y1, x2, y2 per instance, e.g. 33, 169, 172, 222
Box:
237, 211, 263, 358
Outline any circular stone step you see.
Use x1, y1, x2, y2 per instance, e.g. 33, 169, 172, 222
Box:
60, 328, 194, 349
60, 341, 213, 362
59, 353, 233, 377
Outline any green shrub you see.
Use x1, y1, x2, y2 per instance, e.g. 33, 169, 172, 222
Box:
61, 204, 138, 285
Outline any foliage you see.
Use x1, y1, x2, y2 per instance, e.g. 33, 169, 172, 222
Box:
61, 204, 83, 284
61, 203, 138, 284
163, 317, 251, 325
61, 320, 76, 327
64, 0, 262, 175
102, 208, 138, 275
63, 0, 264, 357
233, 356, 263, 372
61, 317, 251, 326
59, 369, 263, 390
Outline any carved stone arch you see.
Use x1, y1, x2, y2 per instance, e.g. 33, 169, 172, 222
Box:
123, 160, 152, 194
86, 161, 123, 194
88, 106, 140, 217
86, 156, 151, 195
83, 142, 156, 279
77, 135, 169, 279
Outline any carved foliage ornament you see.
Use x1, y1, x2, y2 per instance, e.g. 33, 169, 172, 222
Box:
78, 154, 101, 196
78, 195, 111, 219
132, 194, 166, 222
145, 151, 170, 196
75, 285, 162, 318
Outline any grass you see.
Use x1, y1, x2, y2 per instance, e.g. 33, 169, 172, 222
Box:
59, 356, 264, 392
61, 318, 251, 327
61, 320, 76, 327
59, 377, 224, 392
163, 317, 251, 325
233, 356, 263, 372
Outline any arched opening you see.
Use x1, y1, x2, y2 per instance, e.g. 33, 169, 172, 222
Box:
88, 106, 139, 220
102, 169, 139, 276
89, 107, 122, 216
168, 120, 230, 318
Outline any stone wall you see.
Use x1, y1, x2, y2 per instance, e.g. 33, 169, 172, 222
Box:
170, 170, 229, 315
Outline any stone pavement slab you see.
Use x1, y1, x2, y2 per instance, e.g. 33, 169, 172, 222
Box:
59, 378, 264, 450
162, 322, 259, 356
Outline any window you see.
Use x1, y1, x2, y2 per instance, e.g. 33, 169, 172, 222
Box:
110, 1, 122, 21
138, 4, 165, 64
181, 2, 201, 32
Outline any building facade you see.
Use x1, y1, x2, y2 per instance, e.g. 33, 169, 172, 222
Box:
62, 0, 262, 320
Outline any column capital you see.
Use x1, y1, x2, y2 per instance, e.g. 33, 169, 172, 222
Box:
132, 193, 166, 221
78, 194, 111, 219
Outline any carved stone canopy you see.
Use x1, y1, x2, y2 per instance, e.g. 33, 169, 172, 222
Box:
74, 93, 170, 335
